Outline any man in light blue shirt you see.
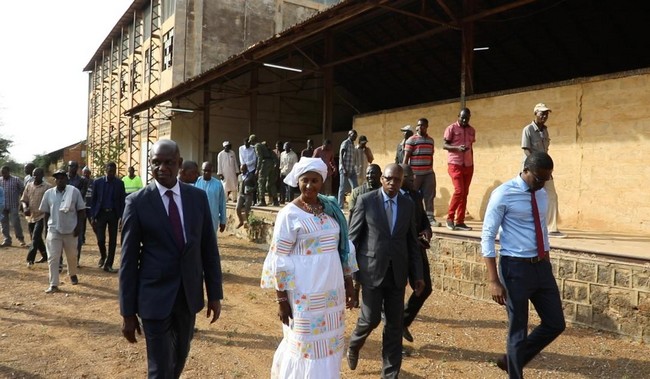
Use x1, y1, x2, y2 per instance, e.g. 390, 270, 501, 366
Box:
481, 151, 565, 378
194, 161, 226, 236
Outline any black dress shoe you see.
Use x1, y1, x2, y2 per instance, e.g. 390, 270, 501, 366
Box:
103, 267, 117, 273
347, 348, 358, 370
403, 326, 414, 343
496, 354, 508, 373
97, 259, 105, 268
70, 275, 79, 285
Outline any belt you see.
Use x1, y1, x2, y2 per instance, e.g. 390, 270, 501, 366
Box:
102, 208, 114, 212
502, 254, 548, 264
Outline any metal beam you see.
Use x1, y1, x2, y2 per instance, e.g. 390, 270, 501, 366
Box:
460, 0, 475, 107
322, 31, 333, 141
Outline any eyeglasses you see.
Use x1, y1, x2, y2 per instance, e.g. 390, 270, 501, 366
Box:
530, 171, 550, 184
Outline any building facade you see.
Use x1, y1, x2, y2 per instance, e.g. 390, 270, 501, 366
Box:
85, 0, 339, 179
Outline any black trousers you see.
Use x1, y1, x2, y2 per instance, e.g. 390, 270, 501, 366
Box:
403, 248, 433, 327
95, 209, 119, 268
349, 266, 405, 379
142, 286, 196, 379
26, 219, 47, 263
500, 256, 565, 378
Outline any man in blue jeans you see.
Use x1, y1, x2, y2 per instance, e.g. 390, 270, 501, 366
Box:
481, 151, 565, 378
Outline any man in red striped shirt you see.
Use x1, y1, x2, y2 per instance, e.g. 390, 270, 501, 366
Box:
403, 118, 440, 227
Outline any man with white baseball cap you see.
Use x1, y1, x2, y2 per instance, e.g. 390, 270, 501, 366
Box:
521, 103, 566, 238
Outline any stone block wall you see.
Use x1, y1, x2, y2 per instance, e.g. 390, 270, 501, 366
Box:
225, 206, 650, 343
431, 238, 650, 344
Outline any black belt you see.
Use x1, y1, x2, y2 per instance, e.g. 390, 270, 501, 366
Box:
502, 255, 548, 264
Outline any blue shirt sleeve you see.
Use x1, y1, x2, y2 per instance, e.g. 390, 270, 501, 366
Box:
481, 186, 506, 258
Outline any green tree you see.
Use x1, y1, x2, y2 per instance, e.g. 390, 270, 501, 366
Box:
90, 141, 126, 171
32, 154, 51, 170
0, 137, 12, 160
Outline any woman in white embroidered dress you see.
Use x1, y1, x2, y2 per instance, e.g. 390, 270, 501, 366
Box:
261, 158, 358, 379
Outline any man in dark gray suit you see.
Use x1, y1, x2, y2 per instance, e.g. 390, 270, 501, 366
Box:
119, 140, 223, 379
347, 163, 425, 379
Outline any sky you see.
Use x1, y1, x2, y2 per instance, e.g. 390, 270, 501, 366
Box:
0, 0, 134, 163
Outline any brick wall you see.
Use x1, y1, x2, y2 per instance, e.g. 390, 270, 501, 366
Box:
431, 238, 650, 344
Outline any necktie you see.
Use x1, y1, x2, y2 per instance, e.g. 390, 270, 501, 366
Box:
530, 190, 545, 258
166, 190, 185, 252
386, 199, 394, 233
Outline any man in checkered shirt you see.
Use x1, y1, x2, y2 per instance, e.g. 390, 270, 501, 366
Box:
0, 165, 26, 247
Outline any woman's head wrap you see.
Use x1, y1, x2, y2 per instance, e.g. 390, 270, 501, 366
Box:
283, 157, 327, 187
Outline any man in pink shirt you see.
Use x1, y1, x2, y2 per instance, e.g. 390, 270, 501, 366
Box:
443, 108, 476, 231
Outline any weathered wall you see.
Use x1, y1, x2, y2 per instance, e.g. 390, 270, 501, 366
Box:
199, 0, 336, 75
352, 71, 650, 235
431, 238, 650, 344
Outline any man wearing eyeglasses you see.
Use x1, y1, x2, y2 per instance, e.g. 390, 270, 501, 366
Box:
481, 151, 565, 378
521, 103, 565, 238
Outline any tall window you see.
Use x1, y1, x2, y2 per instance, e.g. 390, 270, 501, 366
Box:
163, 29, 174, 71
144, 48, 150, 83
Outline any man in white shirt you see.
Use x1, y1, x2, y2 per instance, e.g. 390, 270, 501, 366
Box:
39, 169, 86, 293
279, 142, 299, 203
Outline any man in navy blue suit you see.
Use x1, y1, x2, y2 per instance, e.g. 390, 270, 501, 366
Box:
119, 140, 223, 379
90, 161, 126, 272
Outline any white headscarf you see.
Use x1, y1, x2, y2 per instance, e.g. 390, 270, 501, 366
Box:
283, 157, 327, 187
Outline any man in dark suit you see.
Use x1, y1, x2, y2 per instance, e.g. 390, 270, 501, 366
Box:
90, 161, 126, 272
399, 164, 433, 344
347, 163, 425, 379
119, 140, 223, 379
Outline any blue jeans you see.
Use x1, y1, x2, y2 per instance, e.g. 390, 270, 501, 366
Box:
1, 207, 24, 244
499, 256, 566, 378
337, 171, 358, 208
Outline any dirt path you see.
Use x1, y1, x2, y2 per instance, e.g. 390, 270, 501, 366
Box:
0, 232, 649, 378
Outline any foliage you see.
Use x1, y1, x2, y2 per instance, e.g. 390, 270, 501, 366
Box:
0, 160, 22, 174
247, 212, 264, 226
0, 137, 12, 160
31, 154, 51, 170
90, 141, 126, 170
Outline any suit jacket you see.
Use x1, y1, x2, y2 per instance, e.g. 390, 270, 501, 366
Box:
403, 189, 432, 245
349, 189, 423, 288
90, 176, 126, 219
119, 182, 223, 320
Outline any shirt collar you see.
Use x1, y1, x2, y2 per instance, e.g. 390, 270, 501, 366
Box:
532, 121, 547, 131
515, 174, 533, 192
155, 180, 181, 198
381, 189, 398, 202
